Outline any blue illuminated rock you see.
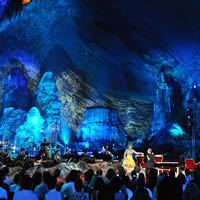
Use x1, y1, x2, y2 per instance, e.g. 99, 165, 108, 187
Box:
15, 107, 44, 149
2, 67, 31, 110
77, 107, 126, 146
150, 122, 190, 154
0, 107, 26, 145
36, 72, 61, 143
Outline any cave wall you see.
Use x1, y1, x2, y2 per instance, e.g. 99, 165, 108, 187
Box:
0, 66, 153, 147
56, 70, 153, 140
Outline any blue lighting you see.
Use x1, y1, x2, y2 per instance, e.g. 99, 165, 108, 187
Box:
169, 123, 185, 137
31, 116, 39, 125
77, 107, 126, 146
15, 107, 44, 149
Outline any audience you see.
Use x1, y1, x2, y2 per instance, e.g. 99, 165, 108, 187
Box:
0, 160, 199, 200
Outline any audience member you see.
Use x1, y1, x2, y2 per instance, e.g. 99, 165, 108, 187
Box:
34, 171, 50, 200
184, 167, 200, 200
71, 178, 89, 200
13, 174, 37, 200
45, 175, 62, 200
0, 169, 8, 200
61, 170, 78, 199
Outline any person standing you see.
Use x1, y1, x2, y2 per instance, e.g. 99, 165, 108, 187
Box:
145, 148, 155, 175
123, 144, 143, 174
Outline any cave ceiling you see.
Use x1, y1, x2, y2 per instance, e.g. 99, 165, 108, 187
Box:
0, 0, 200, 101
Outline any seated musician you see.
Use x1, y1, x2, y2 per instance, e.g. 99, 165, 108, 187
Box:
102, 146, 113, 161
62, 147, 72, 159
17, 148, 27, 161
0, 149, 3, 162
3, 149, 13, 166
36, 151, 47, 163
145, 148, 155, 172
40, 139, 50, 159
54, 150, 62, 164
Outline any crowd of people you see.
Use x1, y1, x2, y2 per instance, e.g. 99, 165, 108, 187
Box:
0, 163, 198, 200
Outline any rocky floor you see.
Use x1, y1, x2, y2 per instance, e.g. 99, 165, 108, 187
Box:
8, 160, 123, 180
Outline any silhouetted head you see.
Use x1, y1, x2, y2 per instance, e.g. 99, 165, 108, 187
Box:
96, 168, 103, 176
66, 170, 79, 183
106, 168, 115, 180
74, 178, 83, 192
20, 174, 33, 190
137, 173, 145, 187
84, 169, 94, 183
32, 172, 42, 189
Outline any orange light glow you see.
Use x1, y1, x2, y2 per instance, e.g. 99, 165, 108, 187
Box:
22, 0, 31, 5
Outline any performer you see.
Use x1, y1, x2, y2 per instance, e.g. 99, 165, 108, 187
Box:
36, 151, 47, 164
3, 149, 13, 166
122, 144, 143, 173
40, 139, 49, 150
40, 139, 50, 159
17, 148, 27, 161
53, 150, 62, 164
145, 148, 155, 172
101, 146, 113, 161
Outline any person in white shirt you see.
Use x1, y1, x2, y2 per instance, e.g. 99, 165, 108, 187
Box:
13, 174, 38, 200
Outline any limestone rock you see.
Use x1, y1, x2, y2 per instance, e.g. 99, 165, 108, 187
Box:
77, 107, 126, 146
0, 107, 26, 145
36, 72, 61, 143
15, 107, 44, 149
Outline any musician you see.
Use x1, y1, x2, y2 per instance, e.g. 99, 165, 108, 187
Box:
0, 149, 3, 162
40, 139, 50, 159
145, 148, 155, 172
40, 139, 49, 149
3, 149, 13, 166
36, 151, 47, 164
15, 148, 28, 167
17, 148, 27, 161
122, 144, 143, 173
53, 150, 62, 164
102, 146, 113, 161
62, 147, 72, 160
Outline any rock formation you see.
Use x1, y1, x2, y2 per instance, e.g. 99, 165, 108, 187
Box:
0, 107, 27, 145
15, 107, 44, 149
77, 107, 126, 146
36, 72, 61, 143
